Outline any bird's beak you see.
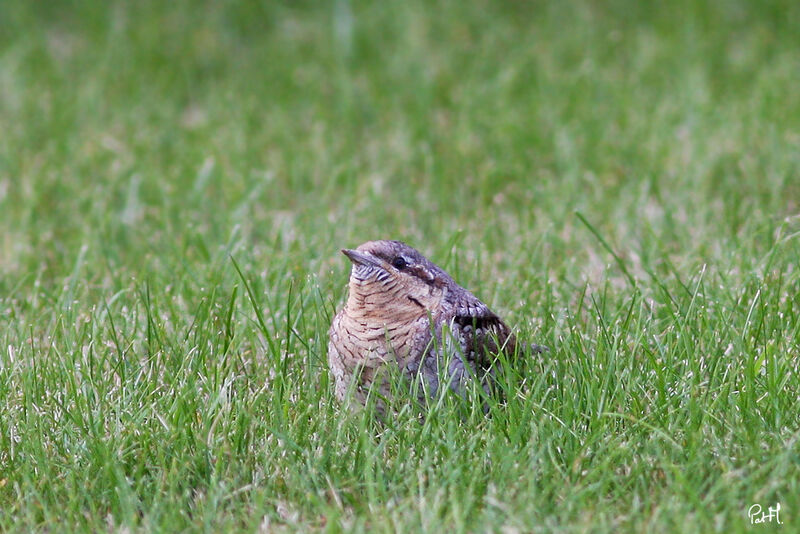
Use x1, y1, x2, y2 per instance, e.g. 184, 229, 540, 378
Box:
341, 249, 379, 268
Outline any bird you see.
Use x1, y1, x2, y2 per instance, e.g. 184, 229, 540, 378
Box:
328, 240, 546, 413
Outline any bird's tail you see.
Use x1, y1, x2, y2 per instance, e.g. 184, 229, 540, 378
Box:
521, 342, 549, 354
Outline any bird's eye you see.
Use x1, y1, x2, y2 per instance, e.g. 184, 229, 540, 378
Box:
391, 256, 407, 270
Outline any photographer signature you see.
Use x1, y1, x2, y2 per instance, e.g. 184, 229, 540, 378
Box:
748, 503, 783, 525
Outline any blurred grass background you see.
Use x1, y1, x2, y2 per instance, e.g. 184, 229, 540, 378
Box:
2, 0, 798, 281
1, 0, 799, 532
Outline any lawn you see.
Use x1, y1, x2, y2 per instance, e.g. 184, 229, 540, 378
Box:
1, 0, 799, 532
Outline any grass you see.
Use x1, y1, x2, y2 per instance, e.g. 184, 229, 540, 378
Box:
1, 0, 799, 531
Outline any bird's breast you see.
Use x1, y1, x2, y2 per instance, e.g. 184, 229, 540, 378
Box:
334, 308, 428, 367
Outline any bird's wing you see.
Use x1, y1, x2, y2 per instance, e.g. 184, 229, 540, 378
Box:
448, 290, 516, 366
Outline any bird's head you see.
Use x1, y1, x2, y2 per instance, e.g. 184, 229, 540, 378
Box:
341, 240, 451, 319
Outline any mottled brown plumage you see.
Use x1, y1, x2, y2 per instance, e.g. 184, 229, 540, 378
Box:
328, 240, 546, 411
